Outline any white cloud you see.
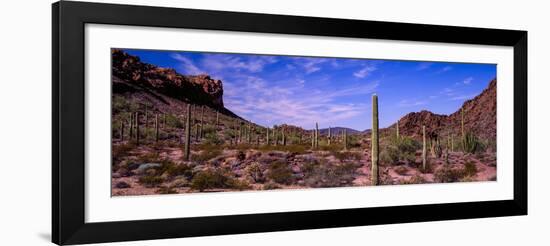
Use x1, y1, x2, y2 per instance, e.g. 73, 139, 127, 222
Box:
353, 65, 377, 78
463, 77, 474, 85
397, 99, 428, 107
201, 54, 277, 73
416, 62, 433, 71
224, 77, 379, 129
451, 94, 475, 101
170, 53, 204, 75
436, 66, 453, 74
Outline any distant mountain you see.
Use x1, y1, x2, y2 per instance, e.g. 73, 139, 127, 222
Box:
318, 127, 361, 135
389, 78, 496, 140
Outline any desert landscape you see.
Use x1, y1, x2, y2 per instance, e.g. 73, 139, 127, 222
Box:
110, 49, 497, 196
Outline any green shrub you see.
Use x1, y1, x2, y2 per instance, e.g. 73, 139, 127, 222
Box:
138, 175, 164, 188
191, 148, 222, 162
380, 136, 420, 165
157, 186, 178, 194
262, 182, 281, 190
165, 114, 183, 128
434, 165, 464, 183
245, 162, 265, 183
112, 143, 135, 164
463, 132, 486, 154
400, 174, 426, 184
159, 161, 192, 178
204, 132, 224, 145
332, 151, 363, 162
394, 165, 409, 175
463, 161, 478, 177
190, 169, 250, 191
267, 161, 294, 185
303, 162, 357, 188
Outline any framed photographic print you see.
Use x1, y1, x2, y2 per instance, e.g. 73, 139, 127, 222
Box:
52, 1, 527, 245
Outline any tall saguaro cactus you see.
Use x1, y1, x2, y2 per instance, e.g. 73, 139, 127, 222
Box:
311, 131, 315, 148
144, 104, 148, 129
128, 113, 133, 140
396, 119, 400, 139
155, 114, 159, 143
199, 106, 204, 139
282, 128, 286, 146
328, 127, 331, 145
343, 129, 348, 151
184, 104, 191, 161
461, 108, 465, 151
120, 121, 124, 141
422, 125, 427, 170
371, 94, 379, 186
247, 121, 252, 143
216, 111, 219, 126
266, 127, 270, 145
451, 134, 454, 152
135, 112, 140, 145
315, 122, 319, 148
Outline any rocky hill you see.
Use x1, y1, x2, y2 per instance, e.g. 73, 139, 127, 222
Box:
111, 49, 238, 118
391, 79, 496, 140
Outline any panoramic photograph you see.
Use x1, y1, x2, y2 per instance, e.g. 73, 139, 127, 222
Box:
110, 48, 497, 196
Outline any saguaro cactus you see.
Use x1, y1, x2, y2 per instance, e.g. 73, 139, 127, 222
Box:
120, 121, 124, 141
247, 121, 252, 143
396, 119, 400, 139
135, 112, 140, 145
461, 108, 465, 151
451, 134, 454, 152
128, 113, 133, 140
371, 94, 379, 186
315, 122, 319, 148
155, 114, 159, 142
311, 131, 315, 148
216, 111, 219, 126
282, 128, 286, 146
328, 127, 331, 145
184, 104, 191, 161
144, 104, 148, 129
266, 127, 270, 145
343, 129, 348, 151
422, 125, 427, 170
199, 106, 204, 138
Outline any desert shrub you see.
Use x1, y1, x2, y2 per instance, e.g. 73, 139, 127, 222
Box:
380, 136, 420, 165
319, 144, 344, 152
114, 181, 131, 189
463, 133, 486, 154
332, 151, 363, 162
245, 162, 265, 183
262, 182, 281, 190
159, 162, 193, 179
267, 161, 294, 185
191, 148, 222, 162
165, 114, 184, 128
190, 169, 250, 191
400, 174, 426, 184
418, 159, 433, 174
112, 95, 139, 114
394, 165, 409, 175
201, 125, 217, 136
156, 186, 178, 194
112, 143, 136, 164
347, 135, 362, 148
136, 152, 161, 163
303, 162, 357, 188
138, 175, 164, 188
434, 165, 465, 183
204, 132, 224, 145
235, 151, 246, 161
463, 161, 478, 177
258, 144, 307, 155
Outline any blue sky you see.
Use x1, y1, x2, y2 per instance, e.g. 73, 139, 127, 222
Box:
121, 49, 496, 131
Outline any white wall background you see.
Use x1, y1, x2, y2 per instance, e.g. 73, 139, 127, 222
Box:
0, 0, 547, 245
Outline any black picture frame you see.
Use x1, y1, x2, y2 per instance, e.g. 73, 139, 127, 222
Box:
52, 1, 527, 245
